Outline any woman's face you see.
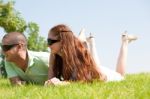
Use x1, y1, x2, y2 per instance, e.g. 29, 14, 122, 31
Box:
47, 32, 62, 54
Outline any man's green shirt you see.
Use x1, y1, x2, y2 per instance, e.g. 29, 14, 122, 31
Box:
5, 50, 50, 85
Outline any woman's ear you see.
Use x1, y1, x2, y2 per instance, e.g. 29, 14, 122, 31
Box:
60, 40, 63, 44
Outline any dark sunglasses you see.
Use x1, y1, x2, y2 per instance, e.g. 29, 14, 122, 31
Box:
47, 38, 59, 46
1, 44, 19, 52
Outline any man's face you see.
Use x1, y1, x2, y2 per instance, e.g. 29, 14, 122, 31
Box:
1, 38, 19, 62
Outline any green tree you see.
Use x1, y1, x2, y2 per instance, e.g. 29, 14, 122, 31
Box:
0, 0, 26, 33
26, 22, 48, 51
0, 0, 47, 51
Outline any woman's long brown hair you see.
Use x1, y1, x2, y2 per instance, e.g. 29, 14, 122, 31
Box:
49, 24, 101, 81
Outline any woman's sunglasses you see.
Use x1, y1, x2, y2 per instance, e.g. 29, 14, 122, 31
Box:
1, 44, 19, 52
47, 38, 59, 46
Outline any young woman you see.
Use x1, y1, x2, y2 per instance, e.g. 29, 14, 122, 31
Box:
45, 24, 137, 85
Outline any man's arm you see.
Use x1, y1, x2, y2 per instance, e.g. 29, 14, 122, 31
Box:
5, 61, 25, 86
9, 76, 26, 86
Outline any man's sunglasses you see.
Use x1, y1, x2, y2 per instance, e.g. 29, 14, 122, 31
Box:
1, 44, 19, 52
47, 38, 59, 46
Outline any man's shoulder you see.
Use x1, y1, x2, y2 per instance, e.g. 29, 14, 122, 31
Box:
27, 50, 50, 66
28, 50, 49, 60
28, 50, 49, 55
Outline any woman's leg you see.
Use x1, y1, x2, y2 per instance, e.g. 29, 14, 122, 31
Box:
86, 33, 101, 66
116, 33, 137, 76
78, 29, 101, 66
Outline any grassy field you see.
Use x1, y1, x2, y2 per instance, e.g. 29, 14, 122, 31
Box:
0, 73, 150, 99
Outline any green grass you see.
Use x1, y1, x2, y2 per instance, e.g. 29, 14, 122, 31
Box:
0, 73, 150, 99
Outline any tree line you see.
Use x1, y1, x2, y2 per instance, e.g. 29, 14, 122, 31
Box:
0, 0, 48, 51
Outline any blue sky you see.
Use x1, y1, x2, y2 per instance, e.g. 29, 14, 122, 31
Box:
0, 0, 150, 73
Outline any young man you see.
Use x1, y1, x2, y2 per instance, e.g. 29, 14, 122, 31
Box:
1, 32, 53, 85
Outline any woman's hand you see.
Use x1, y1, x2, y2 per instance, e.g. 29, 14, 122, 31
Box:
44, 77, 70, 86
